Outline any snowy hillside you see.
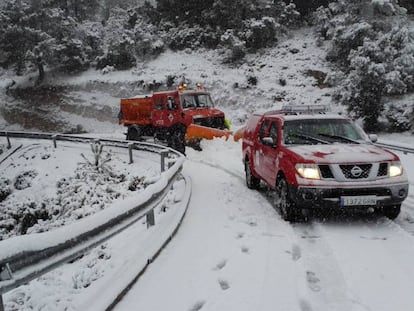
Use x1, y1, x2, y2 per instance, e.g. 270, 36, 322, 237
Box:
0, 28, 333, 135
2, 23, 414, 311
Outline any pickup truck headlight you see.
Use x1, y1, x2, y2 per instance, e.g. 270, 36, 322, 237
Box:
389, 161, 403, 177
295, 164, 321, 180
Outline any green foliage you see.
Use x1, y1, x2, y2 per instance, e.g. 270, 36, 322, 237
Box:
385, 103, 412, 132
154, 0, 300, 56
315, 0, 414, 132
286, 0, 332, 16
242, 17, 280, 49
0, 1, 94, 80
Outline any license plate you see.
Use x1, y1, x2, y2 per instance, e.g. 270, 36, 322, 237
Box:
340, 195, 377, 207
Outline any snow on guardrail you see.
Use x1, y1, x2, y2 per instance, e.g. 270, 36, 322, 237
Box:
374, 142, 414, 155
0, 132, 188, 308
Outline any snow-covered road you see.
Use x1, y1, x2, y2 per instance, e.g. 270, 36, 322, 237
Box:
114, 139, 414, 311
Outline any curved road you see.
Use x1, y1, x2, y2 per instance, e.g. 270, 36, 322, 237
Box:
114, 147, 414, 311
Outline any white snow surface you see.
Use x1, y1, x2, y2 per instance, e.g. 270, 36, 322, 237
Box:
1, 135, 414, 311
1, 27, 414, 311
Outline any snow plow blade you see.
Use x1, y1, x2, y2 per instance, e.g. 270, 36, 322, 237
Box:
185, 124, 232, 141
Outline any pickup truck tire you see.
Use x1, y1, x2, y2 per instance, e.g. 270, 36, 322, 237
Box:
276, 177, 298, 222
245, 159, 260, 189
382, 204, 401, 220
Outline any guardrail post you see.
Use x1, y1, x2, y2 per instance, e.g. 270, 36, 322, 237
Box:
0, 263, 12, 309
128, 143, 134, 164
0, 263, 12, 282
5, 132, 11, 149
160, 150, 169, 172
52, 135, 57, 148
146, 209, 155, 228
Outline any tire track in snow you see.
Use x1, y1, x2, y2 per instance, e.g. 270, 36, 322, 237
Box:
194, 157, 360, 310
189, 155, 414, 310
292, 223, 370, 311
184, 159, 315, 311
315, 218, 414, 311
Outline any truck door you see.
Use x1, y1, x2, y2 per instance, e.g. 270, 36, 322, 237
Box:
151, 94, 181, 128
260, 120, 280, 186
254, 119, 270, 178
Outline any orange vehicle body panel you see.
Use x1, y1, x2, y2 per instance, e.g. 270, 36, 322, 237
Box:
119, 97, 153, 125
186, 124, 231, 141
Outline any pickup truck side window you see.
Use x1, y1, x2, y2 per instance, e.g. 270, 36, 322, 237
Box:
269, 121, 278, 146
258, 119, 269, 142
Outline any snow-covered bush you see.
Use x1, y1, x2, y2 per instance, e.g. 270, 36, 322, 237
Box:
327, 22, 374, 65
337, 54, 386, 131
289, 0, 331, 16
385, 102, 412, 132
0, 178, 11, 202
166, 24, 219, 50
80, 22, 105, 63
371, 0, 407, 16
56, 38, 90, 73
272, 2, 301, 27
96, 37, 136, 70
315, 0, 414, 132
399, 0, 414, 13
96, 8, 136, 70
242, 17, 280, 50
0, 142, 153, 239
219, 30, 246, 63
14, 170, 38, 190
128, 176, 146, 191
154, 0, 300, 53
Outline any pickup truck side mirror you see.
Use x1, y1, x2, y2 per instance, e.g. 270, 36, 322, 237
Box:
262, 136, 276, 148
368, 134, 378, 143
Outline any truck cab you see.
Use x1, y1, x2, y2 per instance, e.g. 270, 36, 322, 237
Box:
242, 105, 409, 222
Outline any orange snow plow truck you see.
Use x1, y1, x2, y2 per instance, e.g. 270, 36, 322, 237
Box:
118, 84, 231, 153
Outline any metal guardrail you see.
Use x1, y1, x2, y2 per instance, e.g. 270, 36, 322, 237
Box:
374, 142, 414, 155
0, 131, 186, 310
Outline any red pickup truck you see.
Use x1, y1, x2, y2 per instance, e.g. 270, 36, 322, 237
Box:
241, 106, 409, 221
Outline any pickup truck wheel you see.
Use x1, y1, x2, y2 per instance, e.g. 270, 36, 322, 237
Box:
245, 159, 260, 189
382, 204, 401, 220
276, 178, 297, 222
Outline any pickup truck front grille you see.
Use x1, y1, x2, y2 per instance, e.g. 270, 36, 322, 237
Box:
340, 164, 372, 179
377, 163, 388, 177
317, 163, 392, 181
319, 165, 334, 179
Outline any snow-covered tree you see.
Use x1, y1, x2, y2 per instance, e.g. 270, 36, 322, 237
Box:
0, 0, 93, 81
314, 0, 413, 131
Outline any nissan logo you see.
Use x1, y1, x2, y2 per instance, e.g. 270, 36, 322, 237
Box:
351, 166, 363, 177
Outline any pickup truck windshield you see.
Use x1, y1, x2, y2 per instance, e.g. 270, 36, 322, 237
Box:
283, 118, 366, 145
181, 94, 214, 109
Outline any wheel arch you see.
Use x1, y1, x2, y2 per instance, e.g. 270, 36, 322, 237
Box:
244, 152, 259, 178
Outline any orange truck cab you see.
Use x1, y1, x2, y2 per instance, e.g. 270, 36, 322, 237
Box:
118, 84, 230, 153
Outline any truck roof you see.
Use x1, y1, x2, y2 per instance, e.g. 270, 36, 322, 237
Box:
269, 113, 348, 121
253, 105, 348, 122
